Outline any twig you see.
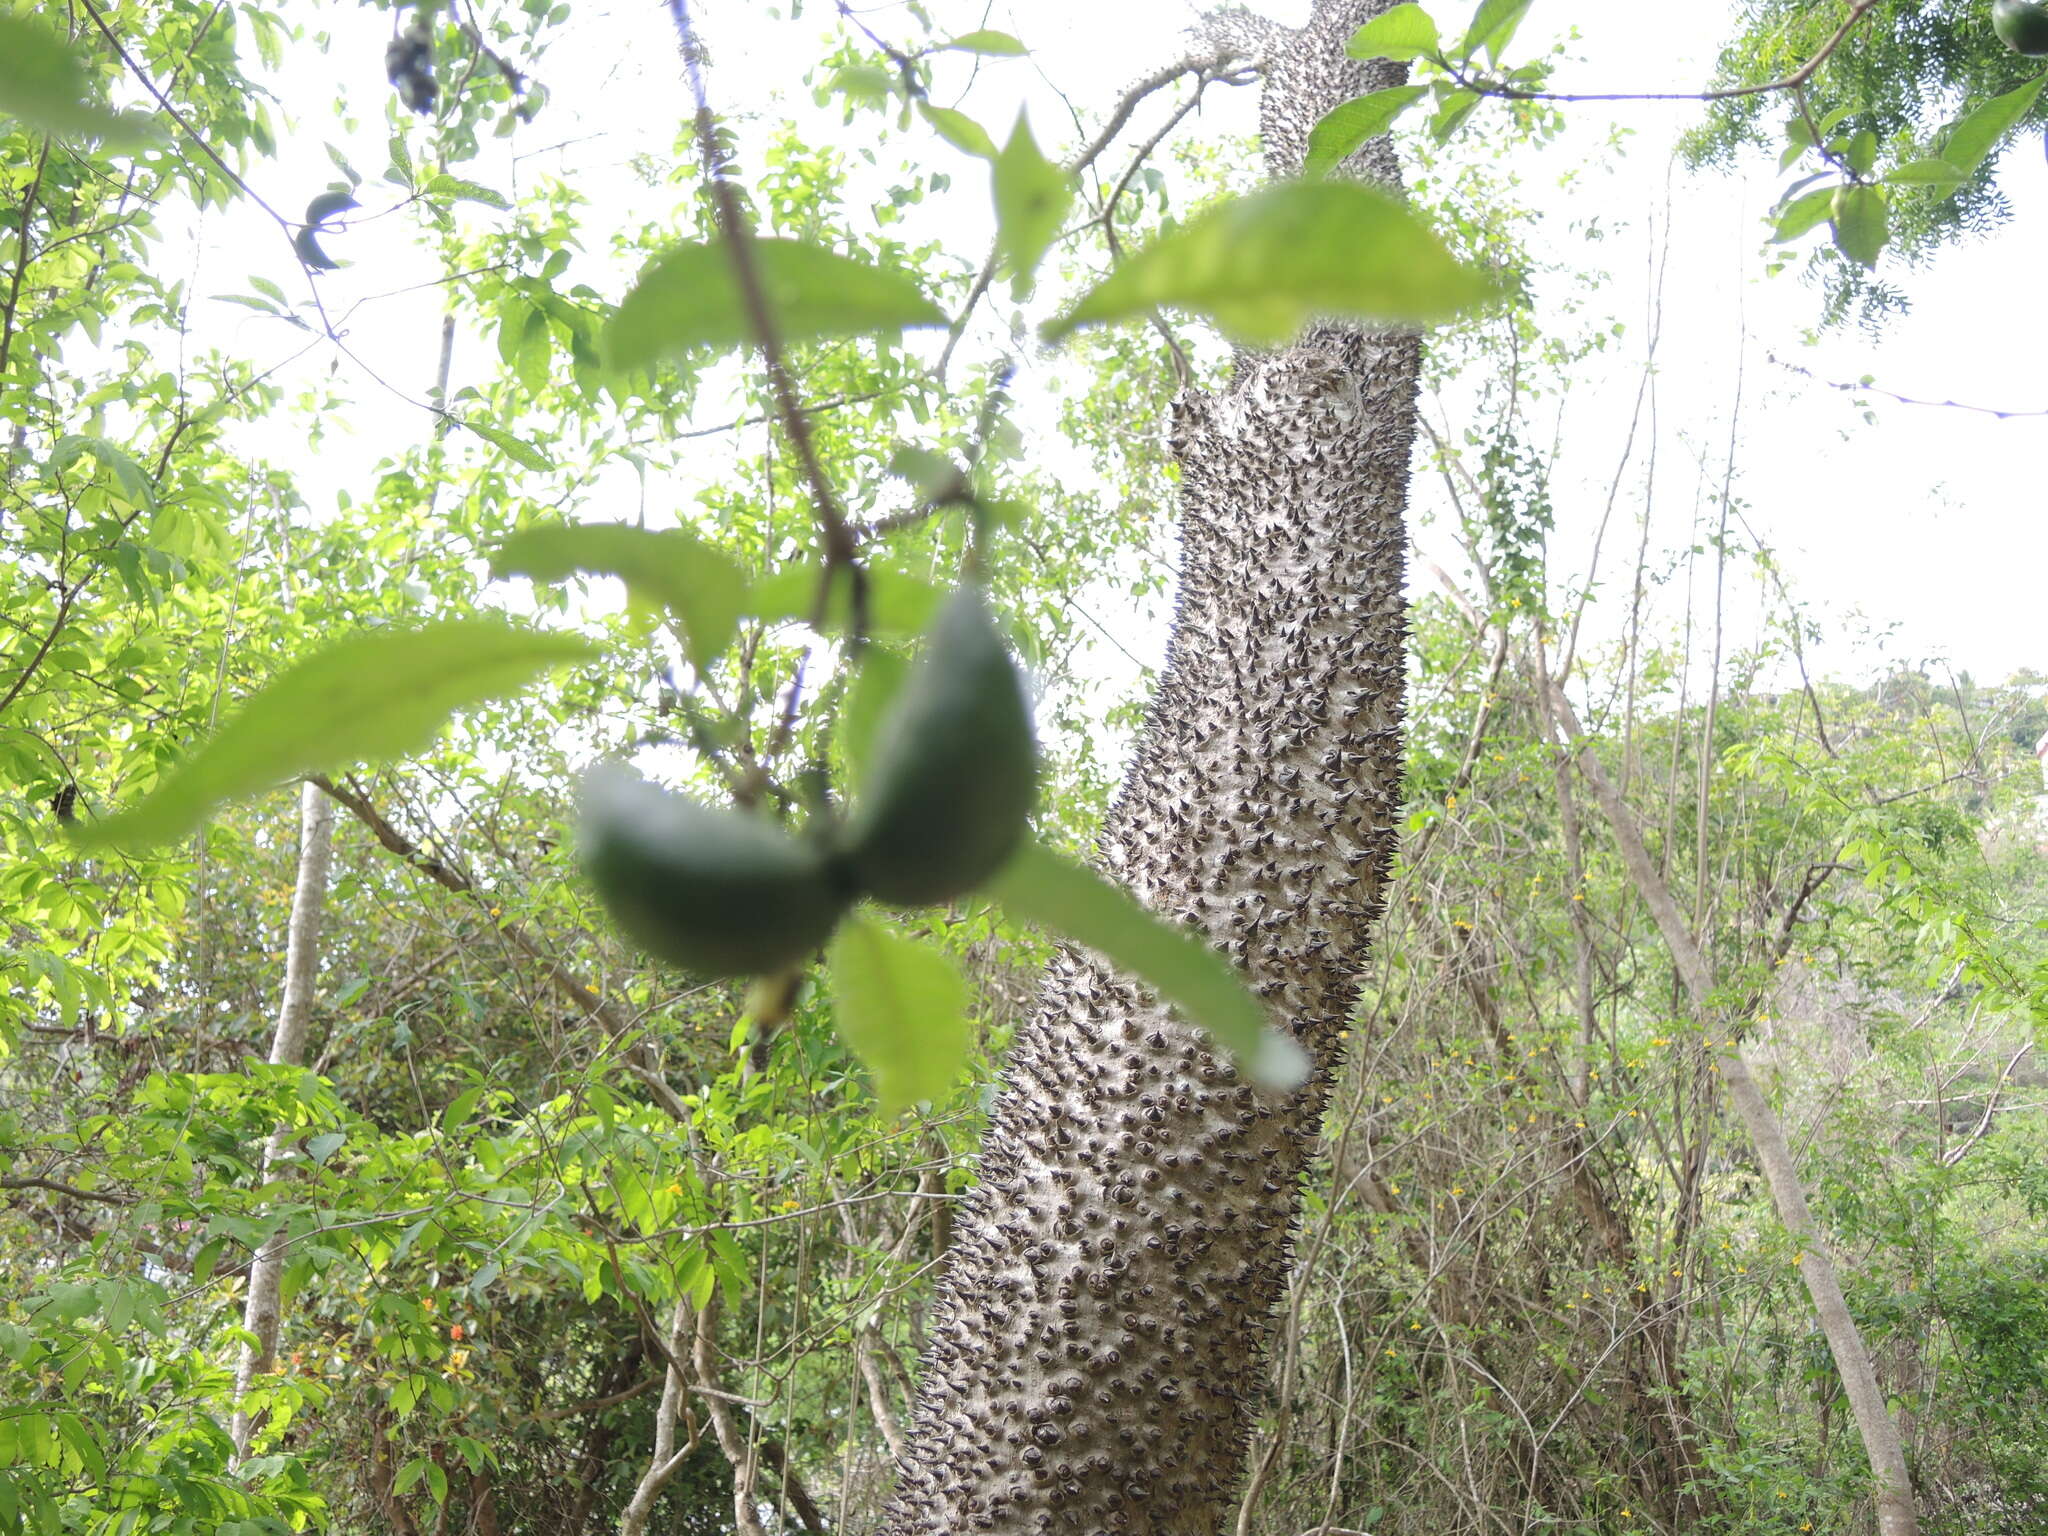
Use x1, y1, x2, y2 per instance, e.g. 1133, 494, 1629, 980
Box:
666, 0, 866, 640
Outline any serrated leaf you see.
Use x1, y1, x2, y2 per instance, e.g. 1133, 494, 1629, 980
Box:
992, 113, 1074, 298
1045, 179, 1494, 347
462, 419, 553, 474
827, 915, 971, 1113
1830, 184, 1890, 268
1304, 86, 1428, 176
1939, 72, 2048, 176
1347, 3, 1441, 61
0, 16, 154, 141
918, 102, 996, 158
944, 28, 1027, 55
73, 622, 594, 850
1461, 0, 1533, 63
990, 843, 1308, 1089
492, 523, 746, 671
604, 238, 946, 370
423, 174, 511, 210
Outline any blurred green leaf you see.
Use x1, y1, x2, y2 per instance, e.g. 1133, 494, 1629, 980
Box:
1046, 179, 1495, 346
492, 523, 746, 671
604, 238, 946, 369
828, 915, 971, 1112
0, 16, 152, 141
74, 622, 594, 850
992, 113, 1074, 298
990, 842, 1309, 1089
919, 102, 997, 158
944, 29, 1027, 56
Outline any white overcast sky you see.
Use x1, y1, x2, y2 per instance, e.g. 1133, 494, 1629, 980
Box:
185, 0, 2047, 695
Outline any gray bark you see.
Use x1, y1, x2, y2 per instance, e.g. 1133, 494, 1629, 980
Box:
1545, 682, 1921, 1536
883, 6, 1420, 1532
231, 779, 337, 1459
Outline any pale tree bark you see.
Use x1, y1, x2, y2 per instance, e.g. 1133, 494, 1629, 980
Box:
1543, 682, 1921, 1536
884, 6, 1422, 1532
231, 779, 337, 1459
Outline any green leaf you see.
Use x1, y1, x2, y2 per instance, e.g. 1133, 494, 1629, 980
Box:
492, 524, 746, 671
992, 113, 1074, 298
840, 648, 910, 794
827, 915, 971, 1113
989, 842, 1309, 1089
944, 29, 1027, 56
1347, 3, 1441, 62
0, 16, 152, 141
1939, 73, 2048, 176
1304, 87, 1428, 176
1884, 158, 1968, 187
1430, 88, 1485, 145
306, 1131, 346, 1164
1045, 179, 1495, 347
1830, 185, 1890, 268
1770, 186, 1836, 243
422, 174, 511, 210
604, 238, 946, 370
1845, 128, 1878, 177
74, 622, 594, 850
918, 102, 996, 159
461, 419, 554, 473
749, 561, 942, 641
1461, 0, 1533, 63
50, 435, 155, 510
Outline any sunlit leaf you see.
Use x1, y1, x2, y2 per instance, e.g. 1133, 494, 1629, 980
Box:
1304, 86, 1428, 176
462, 419, 554, 474
1770, 186, 1836, 242
828, 915, 971, 1112
990, 842, 1309, 1089
1045, 179, 1495, 346
1347, 3, 1441, 62
1938, 72, 2048, 176
1884, 158, 1968, 187
422, 174, 511, 210
604, 238, 947, 370
944, 29, 1027, 56
1461, 0, 1533, 63
919, 102, 996, 159
1830, 185, 1890, 268
492, 523, 746, 670
74, 622, 594, 849
992, 113, 1074, 298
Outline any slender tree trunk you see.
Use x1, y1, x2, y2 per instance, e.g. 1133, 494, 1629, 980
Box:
1544, 682, 1921, 1536
231, 779, 336, 1459
884, 7, 1421, 1531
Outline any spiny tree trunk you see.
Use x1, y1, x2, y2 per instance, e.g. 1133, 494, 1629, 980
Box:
231, 779, 336, 1459
883, 6, 1420, 1531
